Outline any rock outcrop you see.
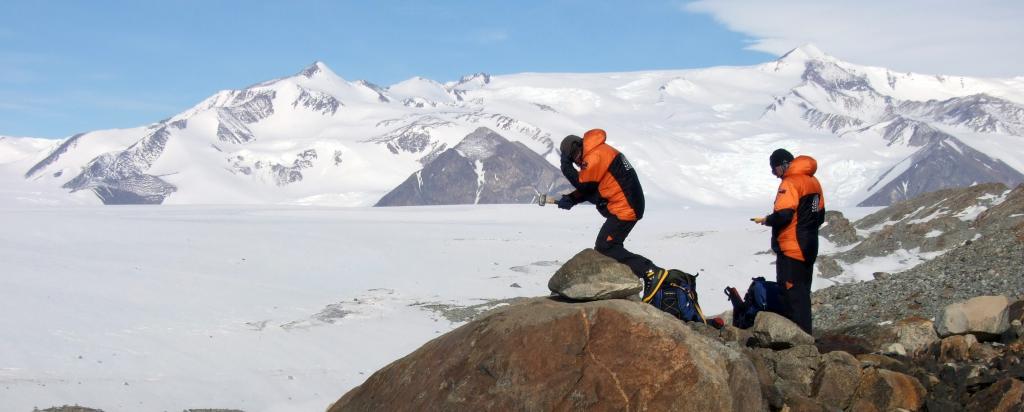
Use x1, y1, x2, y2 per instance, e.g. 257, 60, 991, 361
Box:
328, 298, 763, 412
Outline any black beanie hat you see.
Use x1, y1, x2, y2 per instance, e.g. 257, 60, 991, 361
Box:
560, 135, 582, 160
770, 149, 794, 168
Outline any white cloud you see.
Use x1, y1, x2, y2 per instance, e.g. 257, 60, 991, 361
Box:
686, 0, 1024, 78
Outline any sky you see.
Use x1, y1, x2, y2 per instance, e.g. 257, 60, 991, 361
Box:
1, 0, 1022, 139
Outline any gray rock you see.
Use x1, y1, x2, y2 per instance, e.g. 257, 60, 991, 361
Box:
811, 351, 861, 410
547, 249, 642, 301
815, 255, 843, 279
812, 185, 1024, 332
935, 295, 1011, 338
820, 210, 860, 246
893, 317, 939, 354
763, 344, 821, 396
750, 312, 815, 349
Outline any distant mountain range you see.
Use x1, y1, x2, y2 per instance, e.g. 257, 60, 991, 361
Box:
1, 44, 1022, 207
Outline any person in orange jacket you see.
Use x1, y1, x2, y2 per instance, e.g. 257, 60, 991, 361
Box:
558, 129, 665, 294
753, 149, 825, 334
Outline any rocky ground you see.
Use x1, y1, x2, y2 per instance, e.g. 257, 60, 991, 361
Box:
814, 183, 1024, 331
330, 247, 1024, 411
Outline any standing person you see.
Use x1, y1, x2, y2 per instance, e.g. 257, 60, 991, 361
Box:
557, 129, 665, 294
753, 149, 825, 334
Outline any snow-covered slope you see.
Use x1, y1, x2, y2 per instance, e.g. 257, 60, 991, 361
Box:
4, 46, 1024, 207
0, 203, 787, 411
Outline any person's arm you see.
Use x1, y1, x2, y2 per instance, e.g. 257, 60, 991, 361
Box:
763, 180, 798, 228
568, 152, 601, 203
560, 159, 582, 191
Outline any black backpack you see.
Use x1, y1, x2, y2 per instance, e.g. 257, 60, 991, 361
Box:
645, 269, 706, 324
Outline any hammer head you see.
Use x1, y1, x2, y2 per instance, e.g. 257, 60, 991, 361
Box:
534, 194, 557, 206
535, 194, 549, 206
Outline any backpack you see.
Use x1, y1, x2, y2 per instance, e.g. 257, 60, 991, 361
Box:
725, 276, 785, 329
645, 269, 707, 324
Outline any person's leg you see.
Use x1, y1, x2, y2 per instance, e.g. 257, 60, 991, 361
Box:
594, 217, 654, 278
792, 259, 814, 334
776, 254, 813, 334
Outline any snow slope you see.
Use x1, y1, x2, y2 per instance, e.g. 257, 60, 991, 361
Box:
1, 203, 802, 411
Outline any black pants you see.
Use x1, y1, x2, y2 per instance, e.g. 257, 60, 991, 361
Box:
776, 254, 814, 334
595, 216, 654, 278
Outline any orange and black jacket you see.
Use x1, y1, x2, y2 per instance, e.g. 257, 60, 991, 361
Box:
562, 129, 645, 221
765, 155, 826, 264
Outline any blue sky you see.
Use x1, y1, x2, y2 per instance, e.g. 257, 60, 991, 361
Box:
3, 1, 1022, 139
0, 1, 773, 138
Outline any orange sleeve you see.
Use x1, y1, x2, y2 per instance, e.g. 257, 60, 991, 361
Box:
773, 180, 799, 212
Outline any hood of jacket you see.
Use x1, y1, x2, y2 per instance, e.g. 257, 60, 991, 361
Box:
784, 155, 817, 178
582, 129, 607, 156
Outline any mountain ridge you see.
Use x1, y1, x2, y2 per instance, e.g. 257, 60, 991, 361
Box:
3, 45, 1023, 207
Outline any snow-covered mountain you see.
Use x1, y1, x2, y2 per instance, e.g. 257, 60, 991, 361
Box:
4, 45, 1024, 207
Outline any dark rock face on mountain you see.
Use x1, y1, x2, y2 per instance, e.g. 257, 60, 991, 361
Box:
375, 127, 571, 206
62, 127, 177, 204
859, 136, 1023, 207
329, 298, 763, 412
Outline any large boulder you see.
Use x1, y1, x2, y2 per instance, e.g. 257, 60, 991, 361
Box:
966, 377, 1024, 412
750, 312, 815, 349
820, 210, 861, 247
548, 249, 642, 301
894, 316, 939, 354
763, 344, 821, 396
849, 367, 926, 412
935, 295, 1011, 338
811, 351, 862, 409
328, 298, 765, 412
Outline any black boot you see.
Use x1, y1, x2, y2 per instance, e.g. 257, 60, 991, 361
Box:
642, 267, 668, 303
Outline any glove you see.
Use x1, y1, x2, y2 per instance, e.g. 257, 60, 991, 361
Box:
751, 216, 767, 225
556, 195, 575, 210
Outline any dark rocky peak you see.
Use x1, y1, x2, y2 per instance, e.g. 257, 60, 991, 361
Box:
876, 116, 953, 147
453, 127, 507, 161
898, 93, 1024, 135
375, 127, 571, 206
297, 61, 331, 79
858, 136, 1023, 207
452, 72, 491, 90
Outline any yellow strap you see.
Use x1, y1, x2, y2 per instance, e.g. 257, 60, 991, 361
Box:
642, 269, 668, 303
691, 290, 707, 324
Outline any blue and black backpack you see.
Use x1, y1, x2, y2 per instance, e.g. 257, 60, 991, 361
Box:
643, 269, 707, 324
726, 277, 785, 329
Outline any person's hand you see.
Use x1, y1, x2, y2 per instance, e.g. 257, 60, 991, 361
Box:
751, 216, 767, 225
557, 195, 575, 210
